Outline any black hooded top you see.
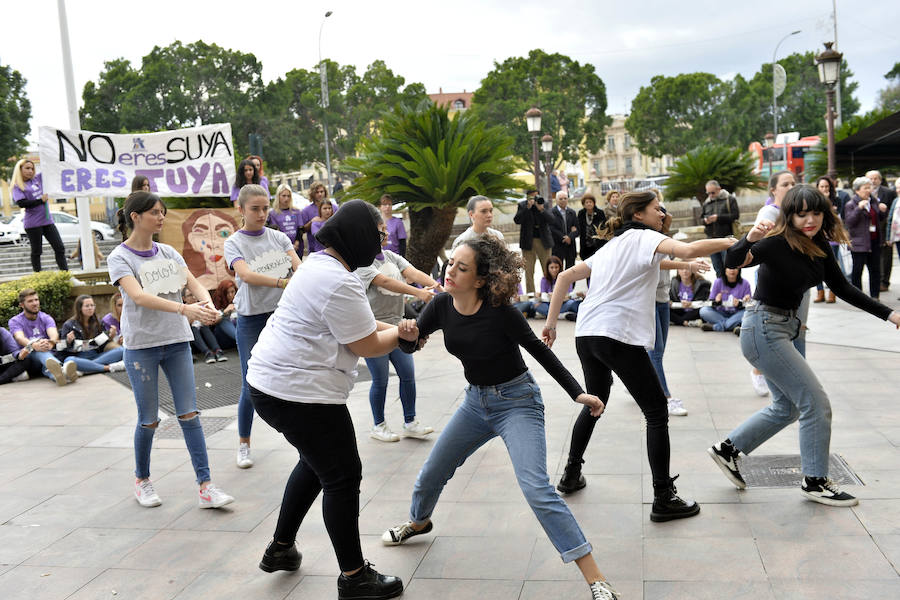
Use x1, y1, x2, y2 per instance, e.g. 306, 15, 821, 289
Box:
314, 199, 382, 270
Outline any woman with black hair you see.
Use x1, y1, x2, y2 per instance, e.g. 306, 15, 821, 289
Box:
709, 185, 900, 507
814, 176, 847, 303
230, 159, 259, 205
247, 200, 410, 600
381, 235, 619, 600
699, 267, 751, 333
58, 294, 125, 374
543, 191, 734, 522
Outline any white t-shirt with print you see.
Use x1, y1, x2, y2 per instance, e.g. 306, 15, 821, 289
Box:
224, 228, 294, 316
574, 228, 668, 349
246, 252, 377, 404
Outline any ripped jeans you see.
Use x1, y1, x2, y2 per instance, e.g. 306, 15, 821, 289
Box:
124, 342, 210, 484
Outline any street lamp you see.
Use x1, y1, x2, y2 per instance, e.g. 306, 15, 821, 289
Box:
318, 10, 334, 194
764, 132, 775, 177
815, 42, 843, 180
525, 107, 542, 195
541, 134, 553, 200
772, 29, 801, 140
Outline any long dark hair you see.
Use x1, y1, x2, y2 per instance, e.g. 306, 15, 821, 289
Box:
117, 192, 166, 240
598, 191, 658, 239
460, 234, 523, 307
73, 294, 101, 339
543, 256, 563, 283
235, 159, 259, 188
768, 184, 849, 257
131, 175, 149, 192
722, 268, 744, 287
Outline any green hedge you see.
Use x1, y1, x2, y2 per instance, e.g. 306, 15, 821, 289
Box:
0, 271, 74, 328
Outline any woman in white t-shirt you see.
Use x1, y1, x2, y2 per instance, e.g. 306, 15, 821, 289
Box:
542, 191, 735, 522
246, 200, 414, 599
224, 184, 301, 470
107, 192, 234, 510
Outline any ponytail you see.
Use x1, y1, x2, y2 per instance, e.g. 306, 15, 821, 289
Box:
118, 192, 166, 240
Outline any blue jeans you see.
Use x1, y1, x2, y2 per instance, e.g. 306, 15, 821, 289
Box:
409, 371, 591, 563
647, 302, 670, 397
535, 298, 581, 318
27, 350, 60, 380
124, 342, 210, 484
62, 346, 124, 374
236, 312, 271, 438
699, 307, 745, 331
214, 318, 236, 349
365, 348, 417, 426
709, 249, 727, 280
729, 308, 832, 477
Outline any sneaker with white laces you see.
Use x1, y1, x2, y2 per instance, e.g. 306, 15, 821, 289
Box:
236, 442, 254, 468
370, 422, 400, 443
667, 397, 688, 416
590, 580, 620, 600
45, 357, 67, 386
382, 520, 433, 545
134, 478, 162, 507
708, 440, 746, 489
801, 476, 858, 507
64, 360, 79, 383
199, 483, 234, 508
750, 369, 769, 396
401, 420, 434, 438
107, 360, 125, 373
204, 352, 216, 364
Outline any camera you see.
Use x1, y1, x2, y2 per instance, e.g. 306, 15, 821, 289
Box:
534, 196, 545, 205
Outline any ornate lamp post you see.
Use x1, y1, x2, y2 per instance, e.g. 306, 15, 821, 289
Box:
815, 42, 843, 180
525, 107, 542, 195
541, 134, 553, 200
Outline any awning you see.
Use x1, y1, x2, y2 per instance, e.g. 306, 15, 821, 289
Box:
835, 110, 900, 173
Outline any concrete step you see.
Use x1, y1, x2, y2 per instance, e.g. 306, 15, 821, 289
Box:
0, 240, 120, 279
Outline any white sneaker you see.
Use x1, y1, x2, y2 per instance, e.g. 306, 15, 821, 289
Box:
199, 483, 234, 508
134, 479, 162, 507
236, 443, 253, 468
45, 358, 67, 386
402, 420, 434, 438
590, 580, 620, 600
64, 360, 79, 383
750, 369, 770, 396
370, 422, 400, 442
685, 319, 701, 328
12, 371, 29, 382
107, 360, 125, 373
667, 397, 688, 416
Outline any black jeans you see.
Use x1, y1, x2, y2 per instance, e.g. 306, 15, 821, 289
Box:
0, 360, 29, 385
850, 250, 881, 298
250, 386, 364, 572
670, 307, 701, 325
569, 336, 671, 487
881, 244, 893, 287
25, 225, 68, 272
189, 325, 220, 355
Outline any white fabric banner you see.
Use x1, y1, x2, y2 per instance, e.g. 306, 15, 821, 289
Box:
38, 123, 236, 198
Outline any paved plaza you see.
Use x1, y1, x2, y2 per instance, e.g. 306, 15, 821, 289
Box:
2, 290, 900, 599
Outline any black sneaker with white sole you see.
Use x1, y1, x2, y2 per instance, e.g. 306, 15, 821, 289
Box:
801, 476, 858, 507
381, 520, 433, 546
708, 440, 746, 489
259, 540, 302, 572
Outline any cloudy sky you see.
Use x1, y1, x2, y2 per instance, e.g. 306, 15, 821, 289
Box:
3, 0, 898, 147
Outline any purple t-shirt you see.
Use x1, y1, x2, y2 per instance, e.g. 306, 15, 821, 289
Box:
101, 313, 120, 334
1, 327, 20, 356
539, 277, 573, 295
12, 174, 53, 229
268, 209, 303, 244
309, 220, 327, 253
8, 311, 57, 346
710, 278, 752, 313
302, 202, 338, 250
678, 282, 695, 301
384, 217, 407, 255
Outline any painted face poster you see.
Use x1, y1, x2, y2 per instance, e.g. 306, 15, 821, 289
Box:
160, 208, 240, 290
38, 124, 236, 198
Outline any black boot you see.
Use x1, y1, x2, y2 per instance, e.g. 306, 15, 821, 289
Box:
337, 561, 403, 600
557, 457, 586, 494
259, 539, 302, 572
650, 475, 700, 522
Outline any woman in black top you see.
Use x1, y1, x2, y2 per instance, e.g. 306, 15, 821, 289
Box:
709, 185, 900, 507
382, 235, 619, 600
577, 193, 605, 262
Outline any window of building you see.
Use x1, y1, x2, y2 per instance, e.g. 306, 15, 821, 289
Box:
623, 134, 631, 150
625, 157, 633, 174
453, 99, 466, 110
606, 135, 615, 151
606, 158, 616, 172
592, 160, 600, 173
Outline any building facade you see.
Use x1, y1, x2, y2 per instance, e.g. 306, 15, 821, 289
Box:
584, 114, 674, 184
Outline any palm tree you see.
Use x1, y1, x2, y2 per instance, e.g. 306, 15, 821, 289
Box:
346, 100, 521, 273
665, 144, 763, 201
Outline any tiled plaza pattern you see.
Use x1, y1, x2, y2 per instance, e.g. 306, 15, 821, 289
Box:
1, 289, 900, 599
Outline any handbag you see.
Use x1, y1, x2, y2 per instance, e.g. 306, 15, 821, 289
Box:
725, 195, 742, 237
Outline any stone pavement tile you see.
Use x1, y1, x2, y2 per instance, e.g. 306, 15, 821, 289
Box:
569, 502, 643, 540
556, 474, 643, 505
880, 427, 900, 447
365, 459, 475, 503
415, 535, 535, 580
0, 444, 78, 474
171, 570, 301, 600
852, 499, 900, 535
45, 447, 132, 471
737, 486, 803, 504
9, 494, 122, 528
441, 501, 546, 538
82, 492, 194, 530
837, 444, 900, 472
65, 568, 196, 600
5, 425, 115, 448
61, 467, 133, 496
643, 537, 766, 581
23, 527, 157, 567
744, 501, 870, 539
643, 581, 774, 600
0, 523, 75, 565
116, 530, 245, 571
641, 472, 744, 505
0, 468, 100, 498
0, 565, 103, 600
282, 575, 337, 599
756, 536, 898, 579
461, 464, 535, 502
853, 470, 900, 499
166, 492, 279, 533
0, 494, 47, 524
641, 503, 752, 538
526, 536, 642, 582
399, 578, 523, 600
85, 425, 139, 449
872, 534, 900, 574
521, 579, 643, 600
768, 578, 900, 599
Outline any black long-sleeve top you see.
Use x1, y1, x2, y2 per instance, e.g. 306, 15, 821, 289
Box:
400, 293, 584, 399
725, 234, 892, 320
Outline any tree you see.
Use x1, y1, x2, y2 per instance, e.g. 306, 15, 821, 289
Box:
0, 61, 31, 174
876, 61, 900, 112
346, 101, 522, 273
471, 49, 610, 172
664, 145, 762, 202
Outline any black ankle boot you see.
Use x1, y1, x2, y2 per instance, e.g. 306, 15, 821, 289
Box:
337, 561, 403, 600
259, 539, 302, 572
557, 458, 586, 494
650, 475, 700, 522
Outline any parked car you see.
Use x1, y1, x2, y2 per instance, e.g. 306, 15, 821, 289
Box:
7, 211, 116, 243
0, 215, 23, 244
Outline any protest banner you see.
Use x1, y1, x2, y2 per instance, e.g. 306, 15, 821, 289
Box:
38, 124, 236, 198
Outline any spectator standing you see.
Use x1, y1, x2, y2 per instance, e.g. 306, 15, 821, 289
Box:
11, 159, 68, 273
700, 180, 740, 279
231, 159, 260, 205
248, 155, 270, 194
300, 182, 339, 254
8, 289, 76, 386
450, 195, 504, 250
866, 170, 897, 292
843, 176, 888, 299
577, 193, 605, 263
379, 194, 408, 256
309, 201, 335, 254
548, 192, 578, 270
814, 176, 848, 303
603, 190, 621, 222
550, 170, 561, 195
513, 189, 554, 296
269, 184, 304, 253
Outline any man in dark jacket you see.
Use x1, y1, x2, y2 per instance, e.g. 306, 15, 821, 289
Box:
700, 180, 740, 279
514, 189, 554, 295
548, 191, 578, 270
867, 170, 897, 291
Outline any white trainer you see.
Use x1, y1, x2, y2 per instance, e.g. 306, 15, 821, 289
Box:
667, 397, 688, 416
236, 442, 253, 468
590, 580, 620, 600
402, 420, 434, 438
107, 360, 126, 373
134, 478, 162, 507
64, 360, 79, 383
12, 371, 29, 382
45, 357, 67, 386
199, 483, 234, 508
370, 422, 400, 442
750, 369, 770, 396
